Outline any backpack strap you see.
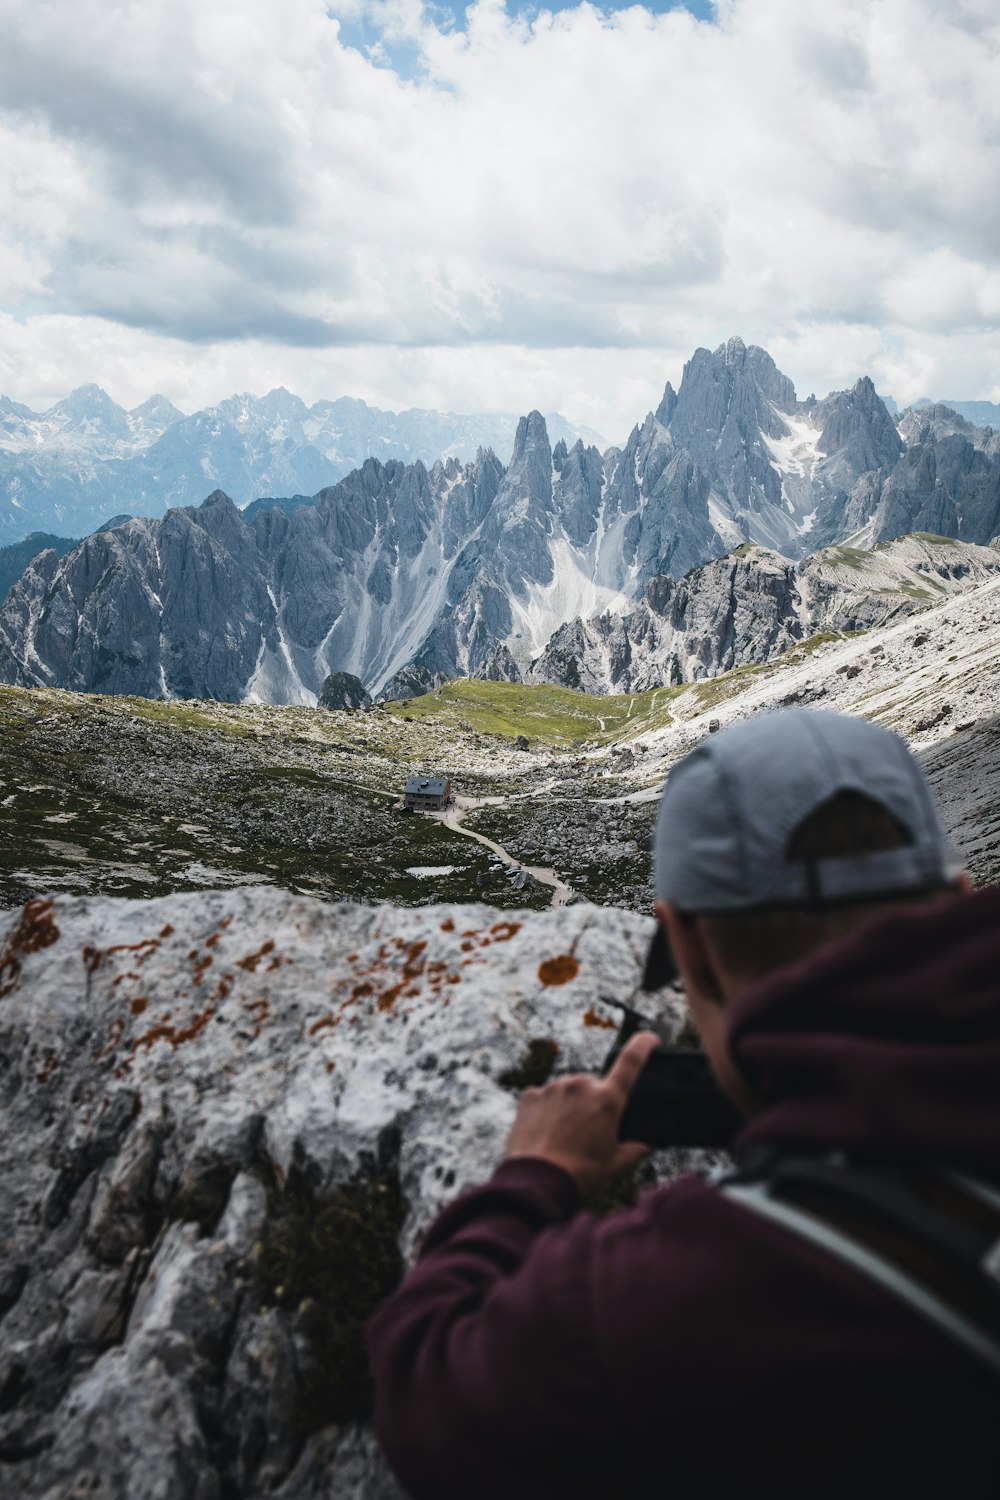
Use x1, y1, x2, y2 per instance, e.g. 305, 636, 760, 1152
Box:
720, 1155, 1000, 1376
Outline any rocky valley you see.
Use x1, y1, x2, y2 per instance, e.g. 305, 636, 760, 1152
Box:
2, 543, 999, 1496
4, 541, 1000, 920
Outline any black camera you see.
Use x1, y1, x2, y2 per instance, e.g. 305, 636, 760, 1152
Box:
601, 1003, 743, 1149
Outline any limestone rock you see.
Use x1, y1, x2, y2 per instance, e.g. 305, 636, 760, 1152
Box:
0, 888, 687, 1498
318, 674, 372, 712
529, 534, 1000, 693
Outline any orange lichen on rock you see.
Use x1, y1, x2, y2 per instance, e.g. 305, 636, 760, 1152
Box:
131, 1002, 216, 1054
159, 924, 174, 939
236, 940, 276, 973
490, 921, 522, 943
582, 1006, 616, 1029
1, 899, 60, 999
115, 939, 161, 957
123, 970, 235, 1059
84, 934, 162, 976
440, 919, 455, 933
404, 940, 428, 968
130, 997, 149, 1017
309, 1013, 336, 1036
191, 953, 214, 986
538, 954, 580, 986
359, 938, 431, 1013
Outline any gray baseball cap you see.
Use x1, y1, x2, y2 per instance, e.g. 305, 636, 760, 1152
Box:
643, 709, 956, 990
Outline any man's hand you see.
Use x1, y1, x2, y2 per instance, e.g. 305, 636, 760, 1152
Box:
504, 1031, 661, 1199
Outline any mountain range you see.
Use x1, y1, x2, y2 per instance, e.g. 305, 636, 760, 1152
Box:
0, 386, 601, 542
2, 337, 999, 705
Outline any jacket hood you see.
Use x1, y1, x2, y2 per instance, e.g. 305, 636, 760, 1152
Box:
728, 886, 1000, 1168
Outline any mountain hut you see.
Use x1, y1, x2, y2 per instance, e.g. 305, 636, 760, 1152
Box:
402, 774, 452, 811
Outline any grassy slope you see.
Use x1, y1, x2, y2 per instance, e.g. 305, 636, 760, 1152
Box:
386, 679, 684, 746
388, 635, 861, 741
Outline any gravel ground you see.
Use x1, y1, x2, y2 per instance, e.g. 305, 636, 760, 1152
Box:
465, 795, 656, 910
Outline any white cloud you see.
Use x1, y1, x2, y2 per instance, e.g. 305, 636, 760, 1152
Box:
0, 0, 998, 432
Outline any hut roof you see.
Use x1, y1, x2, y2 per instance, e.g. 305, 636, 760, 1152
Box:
404, 774, 449, 797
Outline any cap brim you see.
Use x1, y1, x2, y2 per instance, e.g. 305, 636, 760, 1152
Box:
642, 924, 678, 991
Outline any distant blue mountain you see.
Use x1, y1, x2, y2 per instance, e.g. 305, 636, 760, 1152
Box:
0, 386, 603, 544
912, 397, 1000, 430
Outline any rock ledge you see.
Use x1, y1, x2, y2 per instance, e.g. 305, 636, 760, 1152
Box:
0, 888, 681, 1499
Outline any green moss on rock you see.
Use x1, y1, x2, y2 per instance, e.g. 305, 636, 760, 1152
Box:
255, 1164, 406, 1432
498, 1037, 560, 1090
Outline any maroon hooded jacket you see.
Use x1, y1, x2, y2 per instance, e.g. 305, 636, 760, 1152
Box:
367, 889, 1000, 1499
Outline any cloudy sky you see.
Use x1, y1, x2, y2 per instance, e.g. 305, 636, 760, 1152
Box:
0, 0, 997, 442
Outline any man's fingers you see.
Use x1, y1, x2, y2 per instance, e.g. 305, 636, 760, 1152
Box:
612, 1141, 651, 1175
605, 1029, 661, 1104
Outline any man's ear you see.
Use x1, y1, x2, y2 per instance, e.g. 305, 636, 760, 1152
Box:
654, 900, 725, 1007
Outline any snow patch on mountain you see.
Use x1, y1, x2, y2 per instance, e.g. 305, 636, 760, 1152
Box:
268, 585, 317, 707
763, 408, 824, 519
364, 534, 456, 696
508, 537, 632, 662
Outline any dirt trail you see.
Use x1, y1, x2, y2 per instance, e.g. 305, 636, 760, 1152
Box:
428, 797, 575, 908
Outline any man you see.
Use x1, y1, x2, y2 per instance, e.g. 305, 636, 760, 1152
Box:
367, 710, 1000, 1498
